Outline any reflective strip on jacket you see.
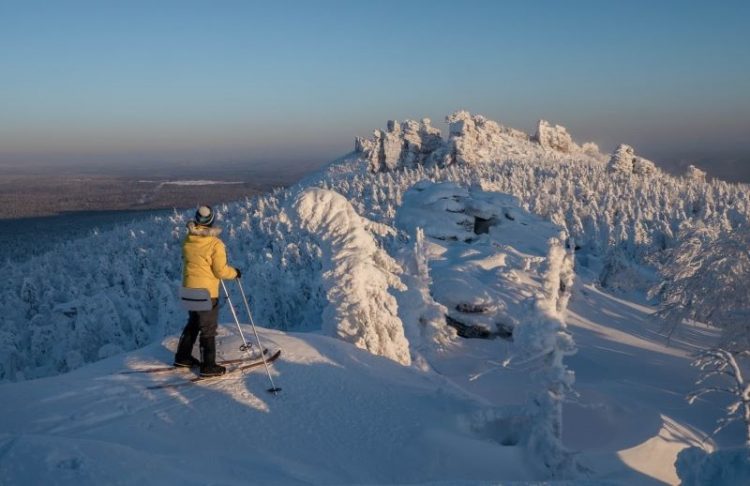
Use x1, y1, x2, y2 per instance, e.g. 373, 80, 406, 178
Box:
182, 221, 238, 298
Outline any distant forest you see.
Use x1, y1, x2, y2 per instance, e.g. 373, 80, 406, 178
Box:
0, 159, 325, 219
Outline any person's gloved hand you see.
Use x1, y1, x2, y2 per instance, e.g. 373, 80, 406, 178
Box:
235, 268, 242, 279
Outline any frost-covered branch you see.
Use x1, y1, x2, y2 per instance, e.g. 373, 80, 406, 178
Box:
688, 348, 750, 446
652, 225, 750, 348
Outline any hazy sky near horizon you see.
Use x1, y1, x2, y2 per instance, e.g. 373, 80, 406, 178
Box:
1, 0, 749, 177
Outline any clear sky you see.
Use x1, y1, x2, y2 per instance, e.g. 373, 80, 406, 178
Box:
1, 0, 749, 177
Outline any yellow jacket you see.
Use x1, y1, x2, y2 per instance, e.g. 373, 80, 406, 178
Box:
182, 221, 238, 298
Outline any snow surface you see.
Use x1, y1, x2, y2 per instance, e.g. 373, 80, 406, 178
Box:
563, 282, 728, 484
0, 327, 534, 484
0, 277, 736, 484
138, 180, 245, 186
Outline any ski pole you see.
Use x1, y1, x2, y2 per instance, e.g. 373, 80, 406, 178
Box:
220, 280, 254, 358
236, 278, 282, 394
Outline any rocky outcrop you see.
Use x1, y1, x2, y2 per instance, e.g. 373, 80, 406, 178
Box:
581, 142, 603, 159
607, 144, 658, 175
355, 118, 446, 172
395, 180, 571, 344
354, 111, 602, 172
447, 111, 529, 165
533, 120, 580, 154
685, 164, 707, 182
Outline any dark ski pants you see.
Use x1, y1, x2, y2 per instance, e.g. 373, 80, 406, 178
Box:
183, 298, 219, 339
175, 298, 219, 363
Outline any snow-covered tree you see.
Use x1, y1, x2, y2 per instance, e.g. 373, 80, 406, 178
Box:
512, 235, 577, 477
688, 349, 750, 447
292, 188, 411, 365
651, 224, 750, 347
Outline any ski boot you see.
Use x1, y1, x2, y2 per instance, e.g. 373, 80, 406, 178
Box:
174, 328, 201, 368
199, 337, 226, 377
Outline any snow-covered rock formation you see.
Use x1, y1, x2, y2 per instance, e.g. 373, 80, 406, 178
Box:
396, 180, 578, 475
355, 118, 446, 172
685, 164, 707, 182
395, 181, 567, 337
533, 119, 580, 154
447, 111, 531, 165
354, 111, 602, 172
607, 143, 658, 175
292, 188, 411, 365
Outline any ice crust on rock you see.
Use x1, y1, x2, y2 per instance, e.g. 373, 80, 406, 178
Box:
395, 180, 474, 241
291, 188, 411, 365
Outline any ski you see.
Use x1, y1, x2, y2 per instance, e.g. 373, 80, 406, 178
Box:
146, 350, 281, 390
120, 348, 269, 374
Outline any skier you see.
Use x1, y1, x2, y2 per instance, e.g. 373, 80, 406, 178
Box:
174, 205, 241, 376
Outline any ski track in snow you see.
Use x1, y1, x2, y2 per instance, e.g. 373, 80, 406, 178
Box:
0, 328, 529, 484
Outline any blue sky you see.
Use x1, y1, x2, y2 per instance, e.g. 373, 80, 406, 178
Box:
1, 0, 749, 173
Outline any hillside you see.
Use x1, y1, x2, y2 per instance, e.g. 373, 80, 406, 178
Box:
0, 275, 737, 484
0, 277, 733, 485
1, 111, 749, 483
